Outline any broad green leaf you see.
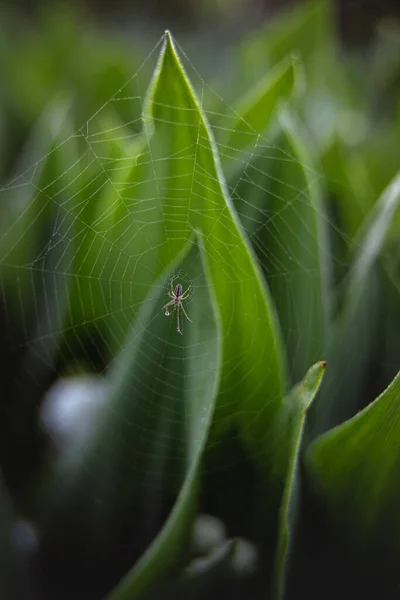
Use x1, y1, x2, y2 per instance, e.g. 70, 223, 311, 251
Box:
38, 31, 286, 598
238, 0, 358, 152
233, 108, 330, 384
309, 171, 400, 436
144, 32, 286, 444
361, 125, 400, 204
380, 271, 400, 392
321, 136, 373, 246
383, 215, 400, 298
341, 173, 400, 268
39, 241, 220, 600
307, 370, 400, 566
103, 247, 220, 600
272, 361, 326, 600
0, 101, 72, 310
239, 0, 333, 83
219, 55, 303, 175
62, 112, 153, 359
0, 103, 76, 414
2, 5, 139, 129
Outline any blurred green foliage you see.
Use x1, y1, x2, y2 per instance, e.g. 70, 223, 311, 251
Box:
0, 2, 400, 600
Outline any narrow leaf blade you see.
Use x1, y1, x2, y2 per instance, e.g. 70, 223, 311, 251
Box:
272, 361, 326, 600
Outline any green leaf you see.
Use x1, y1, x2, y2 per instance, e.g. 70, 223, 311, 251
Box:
380, 270, 400, 387
306, 370, 400, 565
309, 171, 400, 436
321, 136, 373, 245
145, 31, 287, 444
238, 0, 360, 152
0, 102, 76, 400
350, 172, 400, 282
233, 107, 330, 384
0, 101, 72, 310
102, 247, 220, 600
3, 5, 139, 129
219, 55, 303, 175
38, 30, 287, 598
63, 113, 153, 358
272, 361, 326, 600
40, 240, 220, 597
239, 0, 333, 81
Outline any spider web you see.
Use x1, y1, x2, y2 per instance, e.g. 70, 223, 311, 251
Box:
0, 30, 362, 574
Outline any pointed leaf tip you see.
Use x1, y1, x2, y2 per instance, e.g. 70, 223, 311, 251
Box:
272, 361, 326, 600
164, 30, 174, 49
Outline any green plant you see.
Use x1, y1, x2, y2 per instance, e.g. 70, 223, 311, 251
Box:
0, 2, 400, 599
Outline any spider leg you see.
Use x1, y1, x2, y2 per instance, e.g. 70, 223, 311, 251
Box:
168, 292, 175, 299
181, 304, 192, 323
162, 299, 175, 315
170, 280, 174, 296
180, 284, 191, 297
176, 305, 183, 335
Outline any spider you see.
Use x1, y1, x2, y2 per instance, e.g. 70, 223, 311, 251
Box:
162, 281, 192, 335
